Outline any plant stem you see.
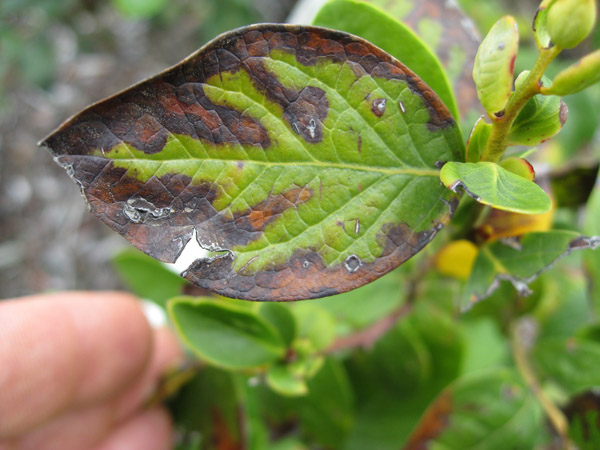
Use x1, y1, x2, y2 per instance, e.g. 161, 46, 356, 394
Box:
481, 46, 560, 162
511, 318, 573, 449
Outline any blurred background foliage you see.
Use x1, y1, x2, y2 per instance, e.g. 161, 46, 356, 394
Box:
1, 0, 600, 448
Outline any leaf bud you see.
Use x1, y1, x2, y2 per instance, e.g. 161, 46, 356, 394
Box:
547, 0, 597, 49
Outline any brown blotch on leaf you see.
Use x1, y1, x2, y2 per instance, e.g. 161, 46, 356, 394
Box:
403, 390, 453, 450
236, 186, 313, 232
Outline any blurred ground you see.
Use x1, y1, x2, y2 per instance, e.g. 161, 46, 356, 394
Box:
0, 0, 295, 298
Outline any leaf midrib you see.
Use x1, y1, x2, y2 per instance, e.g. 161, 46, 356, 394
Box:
105, 156, 441, 177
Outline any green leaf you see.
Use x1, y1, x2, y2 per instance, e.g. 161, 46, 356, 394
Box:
463, 231, 600, 310
465, 115, 492, 162
266, 363, 309, 397
40, 24, 463, 301
110, 0, 167, 18
584, 173, 600, 315
473, 16, 519, 115
258, 303, 296, 347
440, 161, 551, 214
542, 50, 600, 96
168, 297, 285, 369
169, 367, 244, 448
292, 303, 336, 352
315, 267, 405, 329
405, 369, 542, 449
507, 93, 567, 146
313, 0, 460, 120
113, 248, 187, 306
344, 302, 464, 449
532, 337, 600, 395
499, 157, 535, 181
533, 0, 553, 49
248, 358, 353, 448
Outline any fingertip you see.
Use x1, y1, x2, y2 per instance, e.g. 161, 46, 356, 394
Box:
0, 291, 154, 437
67, 292, 154, 404
92, 408, 173, 450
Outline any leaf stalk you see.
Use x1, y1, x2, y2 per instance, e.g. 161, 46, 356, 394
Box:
482, 46, 560, 162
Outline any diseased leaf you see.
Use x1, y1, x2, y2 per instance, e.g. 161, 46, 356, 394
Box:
404, 369, 542, 450
465, 115, 491, 162
361, 0, 482, 120
462, 231, 600, 310
473, 16, 519, 116
168, 297, 285, 369
542, 50, 600, 96
40, 24, 463, 301
313, 0, 460, 120
507, 93, 567, 146
440, 161, 551, 214
532, 337, 600, 395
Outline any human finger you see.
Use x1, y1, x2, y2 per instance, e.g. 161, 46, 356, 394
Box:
0, 292, 152, 438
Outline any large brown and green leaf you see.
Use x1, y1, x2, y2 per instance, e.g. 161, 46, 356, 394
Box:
40, 24, 463, 301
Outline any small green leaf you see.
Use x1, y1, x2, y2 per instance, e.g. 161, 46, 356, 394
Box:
168, 297, 285, 369
258, 303, 296, 347
465, 115, 492, 162
508, 93, 567, 146
533, 0, 553, 49
406, 369, 542, 449
440, 161, 551, 214
313, 0, 460, 120
542, 50, 600, 96
532, 337, 600, 395
292, 303, 336, 352
266, 364, 309, 397
462, 231, 600, 309
113, 248, 187, 306
473, 16, 519, 115
499, 157, 535, 181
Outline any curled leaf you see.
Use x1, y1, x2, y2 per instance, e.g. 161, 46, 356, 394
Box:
499, 157, 535, 181
465, 115, 491, 162
473, 16, 519, 116
462, 231, 600, 309
508, 92, 567, 147
533, 0, 553, 49
542, 50, 600, 96
440, 162, 551, 215
40, 24, 463, 301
